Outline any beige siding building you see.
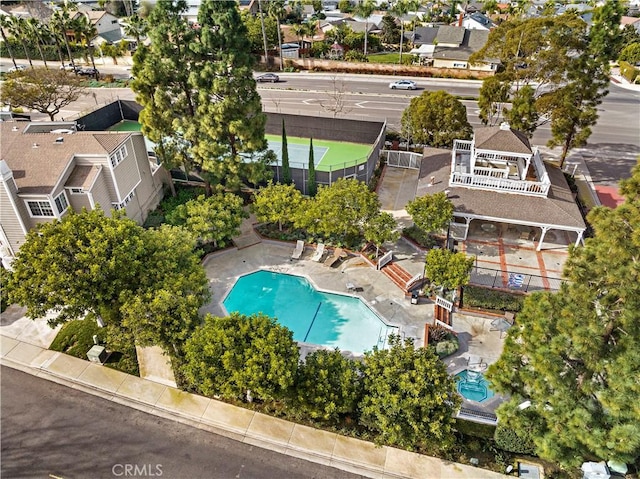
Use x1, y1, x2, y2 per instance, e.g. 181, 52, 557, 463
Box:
0, 121, 166, 269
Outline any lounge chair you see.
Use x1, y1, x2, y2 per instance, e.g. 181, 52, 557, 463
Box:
291, 240, 304, 260
311, 243, 325, 262
324, 247, 346, 268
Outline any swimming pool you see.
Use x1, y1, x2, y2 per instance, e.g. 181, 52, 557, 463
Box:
222, 270, 397, 355
455, 370, 495, 403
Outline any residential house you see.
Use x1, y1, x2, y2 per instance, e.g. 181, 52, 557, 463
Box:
0, 121, 165, 269
75, 9, 123, 43
0, 2, 53, 22
621, 16, 640, 35
459, 12, 496, 31
417, 123, 586, 251
410, 25, 497, 71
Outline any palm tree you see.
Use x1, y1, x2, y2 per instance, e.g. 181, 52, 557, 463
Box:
257, 0, 270, 66
8, 17, 34, 68
44, 21, 67, 66
291, 23, 306, 56
267, 0, 286, 71
73, 14, 98, 73
122, 14, 148, 47
390, 0, 410, 64
354, 0, 376, 56
0, 16, 18, 69
51, 3, 78, 72
26, 18, 48, 68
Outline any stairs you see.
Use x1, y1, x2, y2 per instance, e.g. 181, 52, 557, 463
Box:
381, 261, 414, 292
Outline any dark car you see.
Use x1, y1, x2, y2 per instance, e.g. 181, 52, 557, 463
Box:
256, 73, 280, 83
78, 67, 99, 77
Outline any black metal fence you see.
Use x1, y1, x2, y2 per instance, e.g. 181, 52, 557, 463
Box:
470, 266, 564, 293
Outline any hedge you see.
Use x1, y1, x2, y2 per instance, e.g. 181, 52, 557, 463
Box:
494, 426, 536, 455
462, 285, 525, 312
619, 60, 640, 83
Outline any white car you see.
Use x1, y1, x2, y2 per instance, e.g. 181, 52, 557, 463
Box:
7, 65, 26, 73
389, 80, 417, 90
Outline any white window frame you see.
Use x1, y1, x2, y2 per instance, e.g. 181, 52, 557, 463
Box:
54, 192, 69, 214
69, 187, 84, 194
26, 200, 55, 218
109, 145, 128, 168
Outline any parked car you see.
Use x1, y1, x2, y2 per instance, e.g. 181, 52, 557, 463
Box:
256, 73, 280, 83
389, 80, 417, 90
60, 63, 80, 72
78, 67, 99, 77
7, 65, 26, 73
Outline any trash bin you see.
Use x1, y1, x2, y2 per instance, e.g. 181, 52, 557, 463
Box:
411, 290, 419, 305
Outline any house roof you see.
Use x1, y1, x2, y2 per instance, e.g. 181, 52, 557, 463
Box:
473, 126, 532, 154
0, 2, 53, 22
417, 148, 586, 230
65, 165, 100, 189
96, 29, 123, 43
412, 26, 439, 45
436, 25, 465, 45
467, 12, 495, 29
1, 122, 131, 195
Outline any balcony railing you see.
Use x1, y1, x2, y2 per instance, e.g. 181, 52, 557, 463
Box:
473, 166, 509, 179
450, 172, 550, 197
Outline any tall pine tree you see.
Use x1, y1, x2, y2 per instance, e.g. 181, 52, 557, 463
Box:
133, 0, 273, 193
281, 118, 291, 185
487, 160, 640, 468
307, 137, 317, 197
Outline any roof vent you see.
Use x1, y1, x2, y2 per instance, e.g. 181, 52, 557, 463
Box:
499, 122, 511, 131
32, 143, 38, 148
55, 137, 64, 144
12, 126, 18, 132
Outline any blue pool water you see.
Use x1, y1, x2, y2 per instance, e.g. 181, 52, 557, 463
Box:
456, 370, 495, 403
223, 270, 397, 354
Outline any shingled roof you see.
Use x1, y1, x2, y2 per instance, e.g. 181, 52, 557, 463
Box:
417, 148, 585, 230
473, 126, 532, 154
1, 122, 131, 194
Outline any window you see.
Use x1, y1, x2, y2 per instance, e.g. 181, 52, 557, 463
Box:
112, 191, 135, 210
54, 193, 68, 214
27, 201, 54, 217
453, 62, 467, 69
109, 145, 128, 168
69, 188, 83, 194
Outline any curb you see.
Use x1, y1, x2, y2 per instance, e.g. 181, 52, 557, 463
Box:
0, 338, 506, 479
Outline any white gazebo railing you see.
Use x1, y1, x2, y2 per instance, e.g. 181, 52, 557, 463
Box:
449, 172, 550, 197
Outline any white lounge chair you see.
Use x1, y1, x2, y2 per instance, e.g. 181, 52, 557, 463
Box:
291, 240, 304, 260
311, 243, 325, 262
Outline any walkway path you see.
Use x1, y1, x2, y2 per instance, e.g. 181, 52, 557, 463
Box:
1, 333, 505, 479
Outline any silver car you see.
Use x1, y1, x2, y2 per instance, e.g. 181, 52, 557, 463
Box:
389, 80, 417, 90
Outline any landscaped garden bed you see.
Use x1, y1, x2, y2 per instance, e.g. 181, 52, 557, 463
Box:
49, 317, 139, 376
460, 285, 525, 313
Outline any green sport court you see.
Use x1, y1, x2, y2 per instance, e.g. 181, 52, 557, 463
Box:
108, 121, 372, 173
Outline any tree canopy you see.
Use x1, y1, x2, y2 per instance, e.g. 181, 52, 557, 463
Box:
7, 209, 209, 356
132, 0, 273, 192
401, 90, 472, 148
406, 192, 454, 234
0, 67, 87, 121
251, 181, 304, 231
166, 192, 247, 248
486, 160, 640, 468
294, 349, 362, 422
472, 6, 624, 165
182, 312, 299, 401
297, 178, 380, 240
363, 212, 400, 259
359, 335, 461, 450
424, 249, 474, 291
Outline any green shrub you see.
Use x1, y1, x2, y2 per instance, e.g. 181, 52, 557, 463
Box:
619, 60, 640, 83
402, 225, 439, 249
462, 285, 524, 312
435, 338, 459, 357
455, 418, 496, 439
345, 50, 368, 62
494, 426, 536, 455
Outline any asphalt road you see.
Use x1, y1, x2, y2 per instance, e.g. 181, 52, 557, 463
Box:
3, 60, 639, 183
0, 366, 363, 479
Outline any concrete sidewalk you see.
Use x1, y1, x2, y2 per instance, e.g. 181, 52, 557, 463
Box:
0, 334, 505, 479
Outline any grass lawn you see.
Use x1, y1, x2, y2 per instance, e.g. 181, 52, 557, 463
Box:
49, 317, 139, 376
367, 52, 402, 64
